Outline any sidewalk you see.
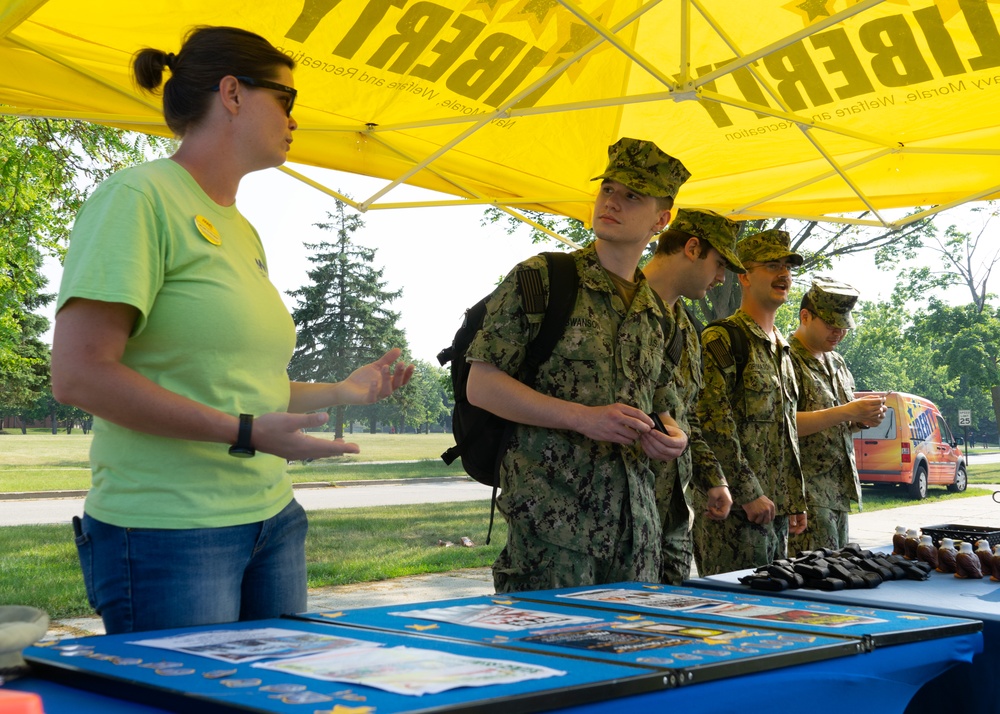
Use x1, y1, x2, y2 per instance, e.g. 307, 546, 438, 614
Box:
44, 488, 1000, 640
0, 478, 491, 528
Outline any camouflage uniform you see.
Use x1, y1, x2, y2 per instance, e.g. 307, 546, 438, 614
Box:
656, 301, 728, 584
692, 230, 806, 576
788, 278, 862, 553
467, 243, 675, 592
467, 137, 690, 594
651, 209, 742, 585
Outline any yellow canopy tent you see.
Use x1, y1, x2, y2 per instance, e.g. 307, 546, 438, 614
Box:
3, 0, 999, 231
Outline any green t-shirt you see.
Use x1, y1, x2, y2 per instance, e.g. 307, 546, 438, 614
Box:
57, 159, 296, 528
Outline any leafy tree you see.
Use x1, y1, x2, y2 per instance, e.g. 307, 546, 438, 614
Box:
887, 209, 1000, 438
362, 356, 445, 434
481, 207, 593, 250
1, 117, 165, 380
890, 203, 999, 313
351, 359, 449, 434
908, 299, 1000, 439
17, 385, 89, 434
391, 359, 448, 433
0, 305, 51, 431
837, 298, 913, 393
837, 290, 959, 412
288, 198, 408, 438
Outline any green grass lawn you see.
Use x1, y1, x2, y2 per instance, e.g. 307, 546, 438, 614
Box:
969, 461, 1000, 484
0, 502, 505, 620
0, 432, 464, 492
855, 486, 992, 513
850, 461, 997, 512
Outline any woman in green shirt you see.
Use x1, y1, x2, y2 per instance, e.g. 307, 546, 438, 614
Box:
51, 26, 412, 634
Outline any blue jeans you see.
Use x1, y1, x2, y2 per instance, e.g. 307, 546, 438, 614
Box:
73, 499, 308, 634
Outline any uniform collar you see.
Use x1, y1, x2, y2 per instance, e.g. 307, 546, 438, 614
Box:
735, 308, 789, 350
576, 243, 662, 316
790, 334, 835, 373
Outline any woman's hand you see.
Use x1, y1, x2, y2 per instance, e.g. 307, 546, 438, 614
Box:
253, 411, 362, 461
338, 348, 415, 405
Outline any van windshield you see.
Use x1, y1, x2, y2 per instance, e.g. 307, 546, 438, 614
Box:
852, 407, 896, 440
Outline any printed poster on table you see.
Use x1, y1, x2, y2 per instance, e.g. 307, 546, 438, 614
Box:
253, 645, 565, 696
389, 603, 601, 631
559, 589, 885, 628
128, 628, 377, 663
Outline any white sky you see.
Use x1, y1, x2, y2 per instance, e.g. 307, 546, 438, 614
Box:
40, 161, 980, 365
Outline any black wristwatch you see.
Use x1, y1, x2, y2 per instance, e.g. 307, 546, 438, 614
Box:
228, 413, 256, 458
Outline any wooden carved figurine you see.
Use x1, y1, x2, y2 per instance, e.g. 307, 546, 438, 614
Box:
955, 541, 984, 579
975, 540, 993, 575
937, 538, 958, 574
903, 528, 920, 560
916, 534, 939, 569
892, 526, 907, 555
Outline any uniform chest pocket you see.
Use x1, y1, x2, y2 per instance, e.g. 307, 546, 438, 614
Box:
550, 328, 613, 362
545, 330, 613, 404
742, 366, 780, 422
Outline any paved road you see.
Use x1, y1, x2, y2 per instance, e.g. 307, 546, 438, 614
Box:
0, 478, 491, 527
4, 452, 998, 527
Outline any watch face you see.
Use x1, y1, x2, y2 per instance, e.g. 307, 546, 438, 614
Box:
228, 445, 256, 458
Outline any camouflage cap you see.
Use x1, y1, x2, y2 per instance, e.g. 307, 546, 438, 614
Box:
591, 137, 691, 199
666, 208, 746, 273
805, 276, 859, 329
736, 229, 804, 267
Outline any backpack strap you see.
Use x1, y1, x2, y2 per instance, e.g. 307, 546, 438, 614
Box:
485, 251, 579, 544
519, 251, 579, 384
645, 289, 681, 365
705, 318, 749, 387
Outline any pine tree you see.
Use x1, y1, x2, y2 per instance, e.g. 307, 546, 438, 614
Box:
288, 199, 407, 438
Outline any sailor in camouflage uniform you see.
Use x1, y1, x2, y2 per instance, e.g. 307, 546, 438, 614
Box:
693, 230, 808, 576
642, 209, 741, 584
466, 138, 691, 593
789, 278, 886, 552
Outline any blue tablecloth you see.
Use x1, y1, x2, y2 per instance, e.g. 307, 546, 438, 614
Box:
7, 633, 980, 714
5, 579, 984, 714
689, 566, 1000, 713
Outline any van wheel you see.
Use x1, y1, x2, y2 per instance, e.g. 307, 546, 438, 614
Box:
947, 465, 968, 493
908, 465, 928, 500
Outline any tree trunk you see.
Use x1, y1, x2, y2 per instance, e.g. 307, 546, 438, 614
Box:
334, 405, 345, 440
991, 386, 1000, 443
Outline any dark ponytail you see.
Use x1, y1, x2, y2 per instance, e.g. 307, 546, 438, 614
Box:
131, 26, 294, 137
